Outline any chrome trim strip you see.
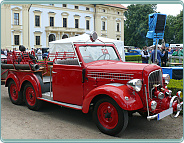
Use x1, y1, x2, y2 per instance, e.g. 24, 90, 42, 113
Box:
38, 97, 82, 110
105, 83, 124, 87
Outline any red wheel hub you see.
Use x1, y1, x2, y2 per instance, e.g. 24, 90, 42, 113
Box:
10, 83, 18, 101
97, 102, 118, 129
26, 87, 36, 106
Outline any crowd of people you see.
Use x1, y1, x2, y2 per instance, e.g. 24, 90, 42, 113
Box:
1, 47, 43, 60
141, 45, 169, 67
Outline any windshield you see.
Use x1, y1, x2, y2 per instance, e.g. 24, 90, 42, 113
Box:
79, 46, 120, 63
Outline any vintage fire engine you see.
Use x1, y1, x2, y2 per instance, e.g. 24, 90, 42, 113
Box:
2, 32, 183, 136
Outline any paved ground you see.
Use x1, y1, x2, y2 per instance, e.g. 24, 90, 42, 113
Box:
1, 85, 183, 140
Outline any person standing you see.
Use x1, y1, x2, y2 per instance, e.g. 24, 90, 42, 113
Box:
141, 46, 150, 64
151, 46, 165, 66
161, 46, 168, 67
37, 48, 42, 60
4, 49, 7, 56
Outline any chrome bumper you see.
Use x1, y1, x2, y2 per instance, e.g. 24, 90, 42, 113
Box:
147, 96, 183, 121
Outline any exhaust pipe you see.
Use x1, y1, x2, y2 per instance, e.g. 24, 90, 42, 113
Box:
1, 64, 40, 71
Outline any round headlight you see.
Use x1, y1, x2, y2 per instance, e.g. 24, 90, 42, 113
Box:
150, 100, 157, 110
158, 92, 164, 99
163, 74, 170, 85
127, 79, 142, 92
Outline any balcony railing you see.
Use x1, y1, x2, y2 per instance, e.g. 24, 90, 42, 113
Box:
45, 26, 85, 33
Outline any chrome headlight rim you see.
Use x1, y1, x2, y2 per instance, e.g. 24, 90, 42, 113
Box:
163, 74, 170, 85
158, 92, 164, 99
127, 79, 142, 92
150, 100, 157, 111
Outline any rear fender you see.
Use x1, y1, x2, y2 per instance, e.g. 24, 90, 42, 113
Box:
20, 74, 42, 98
82, 84, 143, 113
5, 72, 20, 90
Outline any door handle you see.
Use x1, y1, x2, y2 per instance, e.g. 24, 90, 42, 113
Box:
52, 71, 57, 74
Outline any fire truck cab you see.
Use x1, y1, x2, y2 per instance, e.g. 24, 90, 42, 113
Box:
2, 32, 183, 136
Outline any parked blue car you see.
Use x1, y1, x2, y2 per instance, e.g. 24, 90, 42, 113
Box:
125, 49, 142, 56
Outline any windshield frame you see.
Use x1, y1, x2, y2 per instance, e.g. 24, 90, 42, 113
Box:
75, 43, 122, 66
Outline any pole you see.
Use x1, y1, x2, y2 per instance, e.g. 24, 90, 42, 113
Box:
155, 39, 158, 64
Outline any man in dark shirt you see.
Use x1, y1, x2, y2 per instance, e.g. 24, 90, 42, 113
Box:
161, 46, 168, 67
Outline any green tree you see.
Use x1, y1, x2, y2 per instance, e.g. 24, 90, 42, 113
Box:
164, 15, 177, 44
124, 4, 157, 48
174, 10, 183, 43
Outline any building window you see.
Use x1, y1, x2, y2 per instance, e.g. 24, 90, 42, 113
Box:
62, 34, 68, 39
117, 11, 120, 15
102, 9, 105, 12
75, 6, 78, 9
86, 20, 89, 30
35, 15, 40, 27
49, 4, 54, 6
36, 36, 40, 45
102, 21, 105, 30
63, 4, 67, 7
50, 17, 54, 27
49, 34, 55, 42
75, 19, 79, 28
86, 7, 89, 10
63, 18, 67, 27
14, 13, 19, 25
14, 35, 19, 45
117, 23, 120, 32
117, 38, 120, 40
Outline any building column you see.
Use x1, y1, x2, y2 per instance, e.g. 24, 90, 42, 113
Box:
22, 4, 29, 49
94, 14, 101, 36
121, 18, 124, 42
46, 32, 50, 47
107, 16, 115, 39
1, 4, 11, 50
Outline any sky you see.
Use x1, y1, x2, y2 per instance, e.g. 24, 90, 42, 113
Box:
123, 4, 183, 16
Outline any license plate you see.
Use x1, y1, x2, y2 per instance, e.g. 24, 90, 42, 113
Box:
157, 107, 173, 121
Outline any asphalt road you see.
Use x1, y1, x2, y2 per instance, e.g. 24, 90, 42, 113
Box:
1, 85, 183, 140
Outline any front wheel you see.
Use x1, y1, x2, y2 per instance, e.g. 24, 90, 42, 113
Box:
23, 83, 42, 110
93, 97, 128, 136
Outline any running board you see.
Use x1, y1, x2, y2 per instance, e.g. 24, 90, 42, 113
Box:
42, 92, 53, 100
37, 97, 82, 110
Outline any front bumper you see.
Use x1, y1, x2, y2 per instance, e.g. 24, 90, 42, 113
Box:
147, 96, 183, 121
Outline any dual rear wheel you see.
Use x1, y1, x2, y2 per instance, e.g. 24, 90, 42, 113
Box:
8, 81, 41, 110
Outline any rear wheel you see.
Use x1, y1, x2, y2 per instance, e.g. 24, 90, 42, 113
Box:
8, 80, 23, 105
93, 97, 128, 136
23, 83, 42, 110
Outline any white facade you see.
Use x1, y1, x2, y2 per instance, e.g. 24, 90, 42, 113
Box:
29, 4, 94, 48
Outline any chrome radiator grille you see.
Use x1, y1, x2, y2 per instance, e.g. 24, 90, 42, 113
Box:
148, 69, 162, 98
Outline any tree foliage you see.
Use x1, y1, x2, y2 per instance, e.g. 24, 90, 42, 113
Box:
124, 5, 183, 48
164, 11, 183, 44
124, 4, 157, 48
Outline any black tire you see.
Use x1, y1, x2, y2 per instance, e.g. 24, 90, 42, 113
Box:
8, 80, 23, 105
93, 97, 128, 136
23, 83, 42, 110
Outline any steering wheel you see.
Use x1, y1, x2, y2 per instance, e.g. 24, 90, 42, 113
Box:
97, 53, 110, 60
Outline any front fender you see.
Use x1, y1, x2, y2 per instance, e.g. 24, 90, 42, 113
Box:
82, 84, 143, 113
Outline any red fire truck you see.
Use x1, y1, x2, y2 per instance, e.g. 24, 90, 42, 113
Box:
2, 32, 183, 136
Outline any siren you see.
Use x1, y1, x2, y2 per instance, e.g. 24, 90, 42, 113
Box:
90, 31, 98, 42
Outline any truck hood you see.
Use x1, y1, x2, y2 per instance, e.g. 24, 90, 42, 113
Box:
86, 61, 161, 78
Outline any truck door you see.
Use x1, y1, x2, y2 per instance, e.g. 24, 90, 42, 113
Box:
52, 62, 83, 106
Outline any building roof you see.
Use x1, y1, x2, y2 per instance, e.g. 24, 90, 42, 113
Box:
104, 4, 128, 10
